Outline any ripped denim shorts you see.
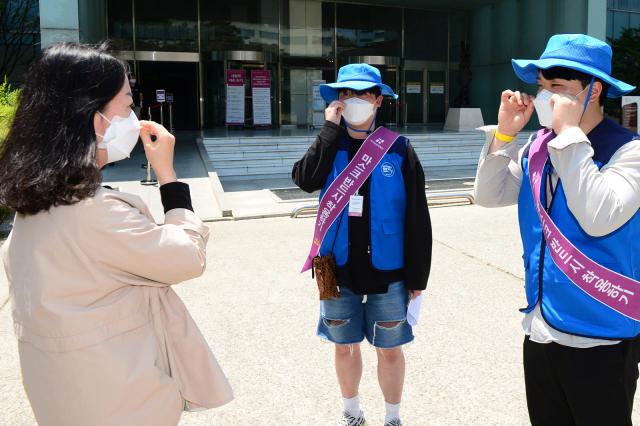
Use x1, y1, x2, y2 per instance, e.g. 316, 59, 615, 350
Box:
316, 281, 414, 349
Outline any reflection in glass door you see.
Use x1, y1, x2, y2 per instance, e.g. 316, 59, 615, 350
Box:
228, 61, 266, 126
405, 69, 426, 124
428, 71, 447, 123
374, 66, 399, 127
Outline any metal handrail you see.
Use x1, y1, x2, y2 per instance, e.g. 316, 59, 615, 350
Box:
426, 193, 475, 204
290, 192, 475, 218
291, 204, 320, 218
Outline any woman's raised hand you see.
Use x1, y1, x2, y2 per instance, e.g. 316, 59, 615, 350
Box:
139, 120, 177, 186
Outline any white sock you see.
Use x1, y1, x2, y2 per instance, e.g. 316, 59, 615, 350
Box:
343, 393, 361, 417
385, 401, 401, 423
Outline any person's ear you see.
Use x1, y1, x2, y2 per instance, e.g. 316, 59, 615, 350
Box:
375, 95, 383, 107
588, 81, 602, 104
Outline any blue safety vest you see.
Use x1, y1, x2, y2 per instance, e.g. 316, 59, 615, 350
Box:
519, 118, 640, 339
318, 134, 407, 271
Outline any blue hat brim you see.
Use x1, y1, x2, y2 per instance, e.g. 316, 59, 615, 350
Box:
319, 81, 398, 103
512, 58, 636, 98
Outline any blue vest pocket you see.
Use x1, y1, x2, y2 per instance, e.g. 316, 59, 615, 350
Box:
382, 219, 404, 234
551, 263, 626, 328
379, 219, 404, 262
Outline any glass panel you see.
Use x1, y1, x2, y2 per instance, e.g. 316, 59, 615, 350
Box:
613, 11, 631, 37
202, 61, 226, 127
107, 0, 133, 50
281, 0, 334, 58
630, 12, 640, 29
449, 13, 466, 65
281, 69, 322, 125
200, 0, 279, 53
428, 71, 446, 123
405, 69, 424, 123
336, 4, 401, 60
374, 66, 398, 126
134, 0, 198, 52
631, 0, 640, 11
619, 0, 630, 9
138, 61, 200, 129
404, 9, 448, 62
607, 10, 615, 40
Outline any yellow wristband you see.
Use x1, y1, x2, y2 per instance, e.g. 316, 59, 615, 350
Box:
495, 131, 515, 142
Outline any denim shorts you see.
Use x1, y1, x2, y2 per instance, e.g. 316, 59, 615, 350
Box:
316, 281, 414, 349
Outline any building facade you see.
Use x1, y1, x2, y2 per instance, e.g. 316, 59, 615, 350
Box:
4, 0, 614, 129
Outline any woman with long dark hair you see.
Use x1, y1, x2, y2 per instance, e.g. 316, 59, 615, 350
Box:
0, 42, 233, 425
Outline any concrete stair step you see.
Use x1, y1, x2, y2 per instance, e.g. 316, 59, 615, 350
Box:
421, 157, 480, 167
205, 143, 311, 153
201, 131, 539, 180
219, 172, 291, 182
215, 164, 293, 176
210, 150, 481, 169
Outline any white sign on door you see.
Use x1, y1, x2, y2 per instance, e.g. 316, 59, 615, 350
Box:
407, 82, 421, 94
430, 83, 444, 94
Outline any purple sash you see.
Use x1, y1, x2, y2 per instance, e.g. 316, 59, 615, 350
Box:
528, 130, 640, 320
300, 127, 402, 273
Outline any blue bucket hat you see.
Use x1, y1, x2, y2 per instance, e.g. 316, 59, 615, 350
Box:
511, 34, 635, 98
319, 64, 397, 103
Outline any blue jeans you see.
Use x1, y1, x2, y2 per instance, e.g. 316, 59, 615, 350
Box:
316, 281, 414, 349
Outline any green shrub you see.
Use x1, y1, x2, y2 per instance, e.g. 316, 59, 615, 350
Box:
0, 76, 20, 148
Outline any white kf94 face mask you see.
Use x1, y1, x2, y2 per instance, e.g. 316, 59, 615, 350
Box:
95, 110, 142, 164
533, 86, 590, 129
533, 89, 555, 128
342, 97, 376, 126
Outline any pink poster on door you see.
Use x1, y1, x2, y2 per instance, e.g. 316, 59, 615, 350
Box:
226, 70, 245, 126
251, 70, 271, 126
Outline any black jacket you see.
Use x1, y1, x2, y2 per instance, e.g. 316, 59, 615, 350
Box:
292, 121, 432, 295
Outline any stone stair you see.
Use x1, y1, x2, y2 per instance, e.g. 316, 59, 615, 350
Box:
202, 131, 533, 182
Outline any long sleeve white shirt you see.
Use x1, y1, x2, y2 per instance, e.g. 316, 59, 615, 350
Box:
474, 124, 640, 348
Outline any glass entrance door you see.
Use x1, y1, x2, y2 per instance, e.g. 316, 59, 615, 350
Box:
227, 61, 264, 126
373, 65, 399, 127
138, 61, 200, 130
405, 69, 426, 124
427, 70, 447, 123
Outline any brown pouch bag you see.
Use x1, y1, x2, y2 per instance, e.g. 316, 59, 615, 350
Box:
311, 210, 345, 300
312, 254, 340, 300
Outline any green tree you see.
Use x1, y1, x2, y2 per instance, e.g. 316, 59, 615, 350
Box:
0, 76, 20, 147
605, 26, 640, 118
0, 76, 18, 221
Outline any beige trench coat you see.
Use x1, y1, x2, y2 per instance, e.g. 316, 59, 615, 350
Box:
3, 187, 233, 426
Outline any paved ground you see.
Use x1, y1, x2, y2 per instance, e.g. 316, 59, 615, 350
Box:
101, 133, 222, 221
3, 203, 640, 425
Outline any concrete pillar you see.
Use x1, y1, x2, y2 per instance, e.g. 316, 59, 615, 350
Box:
39, 0, 106, 48
587, 0, 608, 41
39, 0, 80, 48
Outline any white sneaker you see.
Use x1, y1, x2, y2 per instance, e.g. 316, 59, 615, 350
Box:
384, 419, 402, 426
334, 410, 368, 426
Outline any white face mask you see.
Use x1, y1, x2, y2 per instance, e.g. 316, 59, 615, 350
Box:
342, 97, 376, 126
130, 79, 136, 84
533, 89, 554, 128
533, 86, 590, 129
95, 110, 142, 164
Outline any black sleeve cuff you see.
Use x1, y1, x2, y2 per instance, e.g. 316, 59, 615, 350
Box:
321, 120, 347, 142
159, 181, 194, 214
